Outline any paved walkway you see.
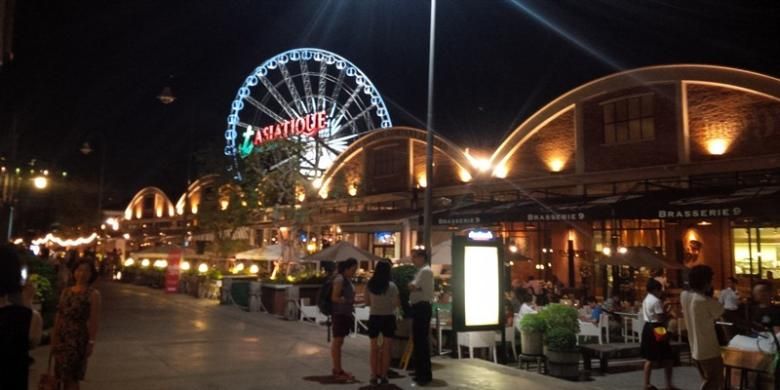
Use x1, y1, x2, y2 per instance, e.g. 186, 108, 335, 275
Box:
29, 281, 603, 390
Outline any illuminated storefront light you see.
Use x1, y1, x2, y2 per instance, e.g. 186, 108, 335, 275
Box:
706, 138, 729, 155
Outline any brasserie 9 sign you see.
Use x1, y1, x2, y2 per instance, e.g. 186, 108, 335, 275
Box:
240, 111, 327, 157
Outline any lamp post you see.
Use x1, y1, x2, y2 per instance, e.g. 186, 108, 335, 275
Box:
423, 0, 437, 262
80, 134, 107, 224
1, 166, 52, 241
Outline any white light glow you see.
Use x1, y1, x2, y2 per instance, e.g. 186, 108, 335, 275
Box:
31, 233, 98, 247
249, 264, 260, 274
32, 176, 48, 189
706, 138, 729, 155
198, 263, 208, 273
602, 247, 612, 256
493, 164, 508, 178
141, 259, 150, 268
618, 246, 628, 255
180, 261, 191, 271
124, 258, 135, 267
464, 246, 500, 327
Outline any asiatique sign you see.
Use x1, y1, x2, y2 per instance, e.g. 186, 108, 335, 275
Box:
239, 111, 327, 157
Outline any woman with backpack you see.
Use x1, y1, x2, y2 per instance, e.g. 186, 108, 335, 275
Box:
330, 258, 358, 381
365, 260, 399, 385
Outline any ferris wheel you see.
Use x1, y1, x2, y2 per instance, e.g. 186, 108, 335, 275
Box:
224, 48, 393, 181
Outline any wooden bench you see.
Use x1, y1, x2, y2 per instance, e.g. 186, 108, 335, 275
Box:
580, 342, 686, 374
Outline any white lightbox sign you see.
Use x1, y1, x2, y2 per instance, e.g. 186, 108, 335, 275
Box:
463, 245, 500, 327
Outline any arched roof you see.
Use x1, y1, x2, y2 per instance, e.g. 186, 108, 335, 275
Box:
316, 126, 473, 191
175, 174, 221, 213
123, 187, 175, 219
490, 64, 780, 176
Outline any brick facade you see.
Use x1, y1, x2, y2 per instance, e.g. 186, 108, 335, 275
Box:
505, 109, 575, 178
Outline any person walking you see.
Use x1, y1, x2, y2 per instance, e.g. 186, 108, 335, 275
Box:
330, 258, 358, 381
0, 245, 43, 390
52, 260, 102, 390
681, 265, 725, 390
640, 278, 678, 390
409, 250, 434, 385
365, 261, 399, 385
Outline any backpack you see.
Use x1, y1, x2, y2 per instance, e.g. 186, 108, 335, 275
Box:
317, 275, 335, 316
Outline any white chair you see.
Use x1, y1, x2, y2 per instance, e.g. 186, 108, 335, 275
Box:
299, 298, 327, 324
629, 315, 644, 343
457, 331, 497, 363
352, 306, 370, 336
495, 326, 517, 360
578, 319, 601, 344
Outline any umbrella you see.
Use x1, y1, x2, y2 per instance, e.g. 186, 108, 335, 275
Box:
303, 241, 383, 263
431, 240, 452, 264
595, 246, 683, 269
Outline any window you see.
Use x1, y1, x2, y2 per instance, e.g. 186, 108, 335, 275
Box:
602, 94, 655, 144
733, 227, 780, 278
371, 145, 403, 177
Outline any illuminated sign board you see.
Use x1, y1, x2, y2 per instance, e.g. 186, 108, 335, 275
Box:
452, 235, 503, 332
239, 111, 327, 158
467, 230, 494, 241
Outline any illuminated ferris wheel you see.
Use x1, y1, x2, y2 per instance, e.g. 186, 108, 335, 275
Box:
224, 48, 393, 181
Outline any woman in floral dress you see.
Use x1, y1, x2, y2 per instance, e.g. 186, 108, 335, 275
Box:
53, 260, 101, 390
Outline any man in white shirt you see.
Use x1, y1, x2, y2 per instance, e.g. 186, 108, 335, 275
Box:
718, 277, 740, 339
408, 250, 434, 385
681, 265, 725, 390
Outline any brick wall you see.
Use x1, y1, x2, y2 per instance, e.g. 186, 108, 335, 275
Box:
688, 84, 780, 161
505, 109, 575, 178
582, 84, 679, 172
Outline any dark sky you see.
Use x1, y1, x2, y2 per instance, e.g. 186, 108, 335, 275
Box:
5, 0, 780, 208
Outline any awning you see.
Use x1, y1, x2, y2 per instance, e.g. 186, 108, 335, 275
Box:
594, 246, 683, 269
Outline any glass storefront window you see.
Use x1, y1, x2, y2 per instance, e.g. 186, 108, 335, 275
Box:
733, 227, 780, 278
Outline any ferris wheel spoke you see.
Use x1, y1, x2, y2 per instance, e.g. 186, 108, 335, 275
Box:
317, 62, 329, 111
311, 136, 343, 157
259, 76, 299, 119
331, 103, 377, 137
279, 62, 307, 114
245, 96, 287, 124
299, 60, 315, 113
329, 88, 363, 134
328, 69, 346, 116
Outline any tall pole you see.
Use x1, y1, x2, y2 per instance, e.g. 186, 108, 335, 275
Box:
423, 0, 436, 262
97, 138, 106, 223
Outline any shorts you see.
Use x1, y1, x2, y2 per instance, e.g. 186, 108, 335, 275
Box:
332, 314, 353, 338
368, 315, 396, 338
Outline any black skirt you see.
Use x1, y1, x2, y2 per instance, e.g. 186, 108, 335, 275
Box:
640, 322, 673, 362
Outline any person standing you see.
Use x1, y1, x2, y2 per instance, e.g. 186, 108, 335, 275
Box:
365, 261, 399, 385
330, 258, 358, 381
52, 260, 102, 390
681, 265, 725, 390
409, 250, 434, 385
0, 245, 43, 390
718, 277, 740, 338
640, 278, 677, 390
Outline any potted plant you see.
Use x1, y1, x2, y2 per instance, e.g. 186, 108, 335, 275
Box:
544, 328, 580, 379
519, 313, 545, 355
539, 304, 581, 379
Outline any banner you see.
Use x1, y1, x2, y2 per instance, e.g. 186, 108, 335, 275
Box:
165, 249, 182, 293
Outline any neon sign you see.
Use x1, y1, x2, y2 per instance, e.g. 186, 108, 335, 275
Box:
239, 111, 327, 158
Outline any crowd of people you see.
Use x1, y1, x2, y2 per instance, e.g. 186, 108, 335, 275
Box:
0, 245, 101, 390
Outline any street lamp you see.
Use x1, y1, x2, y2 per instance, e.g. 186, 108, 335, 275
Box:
32, 176, 48, 190
80, 136, 107, 224
423, 0, 437, 263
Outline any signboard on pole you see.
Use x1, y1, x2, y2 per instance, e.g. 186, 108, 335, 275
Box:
452, 233, 504, 332
165, 249, 182, 293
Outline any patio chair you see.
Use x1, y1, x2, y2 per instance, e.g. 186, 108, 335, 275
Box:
299, 298, 327, 324
352, 306, 370, 336
577, 313, 609, 344
629, 315, 644, 343
457, 331, 497, 363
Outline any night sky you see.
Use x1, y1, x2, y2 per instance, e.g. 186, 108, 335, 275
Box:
5, 0, 780, 209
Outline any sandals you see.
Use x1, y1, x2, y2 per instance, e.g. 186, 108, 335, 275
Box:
332, 368, 354, 381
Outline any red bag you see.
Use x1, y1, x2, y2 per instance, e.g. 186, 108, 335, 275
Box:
653, 326, 668, 342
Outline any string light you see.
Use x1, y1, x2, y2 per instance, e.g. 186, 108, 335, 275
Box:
32, 233, 98, 247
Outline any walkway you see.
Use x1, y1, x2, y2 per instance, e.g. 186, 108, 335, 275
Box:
27, 281, 697, 389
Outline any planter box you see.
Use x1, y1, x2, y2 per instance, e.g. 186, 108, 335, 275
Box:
261, 283, 322, 315
546, 350, 580, 379
521, 330, 543, 355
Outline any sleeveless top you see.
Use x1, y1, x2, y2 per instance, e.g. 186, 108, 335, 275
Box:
0, 304, 33, 390
332, 274, 355, 315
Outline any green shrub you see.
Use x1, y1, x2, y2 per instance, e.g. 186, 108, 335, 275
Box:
519, 313, 546, 333
539, 303, 580, 334
391, 265, 418, 318
545, 327, 578, 352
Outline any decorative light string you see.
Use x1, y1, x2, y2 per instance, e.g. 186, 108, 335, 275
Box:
31, 233, 98, 247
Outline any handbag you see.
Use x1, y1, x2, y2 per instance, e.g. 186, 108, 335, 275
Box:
653, 326, 668, 342
38, 352, 59, 390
